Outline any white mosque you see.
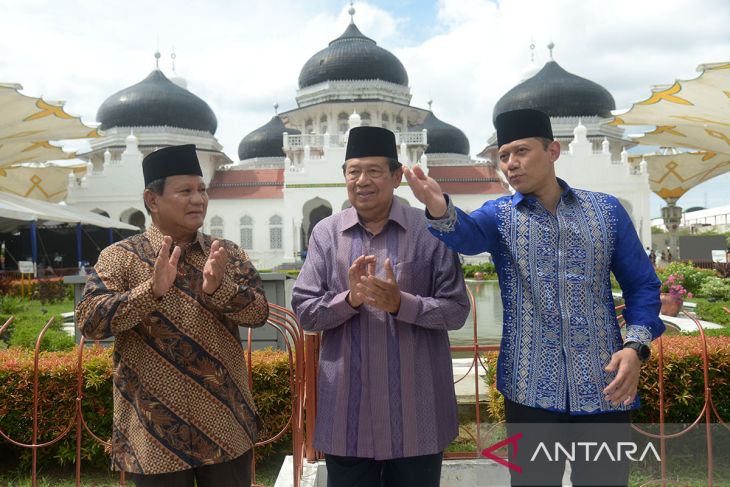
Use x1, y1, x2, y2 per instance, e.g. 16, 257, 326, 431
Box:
66, 9, 651, 269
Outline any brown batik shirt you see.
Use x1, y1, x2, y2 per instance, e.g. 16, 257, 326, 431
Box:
77, 224, 268, 475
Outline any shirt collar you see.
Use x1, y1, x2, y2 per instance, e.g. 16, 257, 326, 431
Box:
511, 178, 574, 208
339, 197, 408, 233
146, 224, 207, 254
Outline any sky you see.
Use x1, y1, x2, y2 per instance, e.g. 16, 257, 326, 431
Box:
2, 0, 729, 218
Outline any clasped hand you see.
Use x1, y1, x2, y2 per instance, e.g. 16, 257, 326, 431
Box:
152, 236, 228, 298
347, 255, 401, 314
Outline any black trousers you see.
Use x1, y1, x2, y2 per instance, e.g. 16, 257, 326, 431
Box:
504, 399, 631, 487
325, 452, 443, 487
128, 448, 253, 487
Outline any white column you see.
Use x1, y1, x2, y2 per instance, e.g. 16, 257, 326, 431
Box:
282, 214, 296, 263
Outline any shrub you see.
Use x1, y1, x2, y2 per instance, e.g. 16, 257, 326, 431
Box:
698, 276, 730, 301
634, 336, 730, 423
0, 346, 293, 470
462, 262, 497, 279
0, 296, 29, 316
0, 277, 72, 302
249, 348, 294, 461
696, 301, 730, 326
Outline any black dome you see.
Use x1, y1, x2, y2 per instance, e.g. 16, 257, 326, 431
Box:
298, 22, 409, 89
97, 70, 218, 134
493, 61, 616, 121
238, 116, 301, 160
416, 112, 470, 155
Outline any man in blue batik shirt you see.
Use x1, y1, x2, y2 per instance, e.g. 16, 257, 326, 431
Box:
405, 108, 663, 487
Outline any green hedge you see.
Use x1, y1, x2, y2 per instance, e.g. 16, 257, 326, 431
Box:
0, 346, 292, 470
481, 336, 730, 423
462, 262, 497, 279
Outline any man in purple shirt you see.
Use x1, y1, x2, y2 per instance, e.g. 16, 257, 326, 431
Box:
291, 126, 470, 487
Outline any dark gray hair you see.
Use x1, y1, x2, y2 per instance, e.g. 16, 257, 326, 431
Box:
143, 177, 166, 214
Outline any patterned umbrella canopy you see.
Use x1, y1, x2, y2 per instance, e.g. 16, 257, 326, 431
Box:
612, 62, 730, 202
629, 151, 730, 201
0, 82, 98, 201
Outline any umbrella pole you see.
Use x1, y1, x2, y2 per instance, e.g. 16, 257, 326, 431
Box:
30, 220, 38, 277
76, 223, 83, 270
661, 198, 682, 260
108, 228, 114, 246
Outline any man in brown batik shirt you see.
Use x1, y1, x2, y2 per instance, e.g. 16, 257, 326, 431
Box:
77, 144, 268, 487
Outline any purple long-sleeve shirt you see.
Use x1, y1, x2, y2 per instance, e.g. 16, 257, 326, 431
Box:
292, 199, 470, 460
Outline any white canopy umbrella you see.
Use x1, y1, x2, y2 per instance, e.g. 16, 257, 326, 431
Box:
612, 62, 730, 256
0, 82, 98, 201
0, 192, 138, 232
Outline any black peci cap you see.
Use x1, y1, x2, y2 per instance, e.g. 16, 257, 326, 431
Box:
142, 144, 203, 186
345, 126, 399, 161
495, 108, 553, 148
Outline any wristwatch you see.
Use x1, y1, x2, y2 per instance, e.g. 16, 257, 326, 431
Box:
623, 341, 651, 362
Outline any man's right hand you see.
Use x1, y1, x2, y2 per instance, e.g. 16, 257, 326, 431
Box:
347, 255, 376, 308
152, 236, 181, 299
403, 165, 448, 218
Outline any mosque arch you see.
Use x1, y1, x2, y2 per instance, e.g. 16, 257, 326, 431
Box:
302, 197, 333, 249
120, 207, 145, 229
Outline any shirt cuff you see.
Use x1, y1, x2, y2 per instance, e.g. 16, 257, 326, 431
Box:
129, 278, 159, 311
394, 291, 419, 324
204, 274, 238, 309
425, 194, 457, 233
110, 278, 159, 335
624, 325, 653, 346
330, 290, 360, 320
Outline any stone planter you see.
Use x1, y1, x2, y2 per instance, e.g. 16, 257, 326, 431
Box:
660, 293, 683, 317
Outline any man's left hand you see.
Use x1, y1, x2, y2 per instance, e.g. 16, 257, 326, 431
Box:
355, 258, 401, 314
603, 348, 642, 406
203, 240, 228, 294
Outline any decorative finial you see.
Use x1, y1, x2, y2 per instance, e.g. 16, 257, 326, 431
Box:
529, 38, 535, 63
427, 99, 433, 111
273, 102, 279, 115
349, 1, 355, 23
547, 41, 555, 60
171, 48, 176, 72
154, 50, 161, 69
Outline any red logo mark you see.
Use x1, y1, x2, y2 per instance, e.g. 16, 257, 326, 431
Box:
481, 432, 523, 473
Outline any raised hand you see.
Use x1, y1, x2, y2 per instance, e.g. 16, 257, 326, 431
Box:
203, 240, 229, 294
355, 258, 401, 314
347, 255, 376, 308
152, 236, 181, 298
403, 164, 448, 218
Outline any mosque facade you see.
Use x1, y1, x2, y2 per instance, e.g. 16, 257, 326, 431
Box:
66, 12, 651, 269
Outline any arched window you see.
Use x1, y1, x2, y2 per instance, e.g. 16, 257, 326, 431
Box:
210, 216, 224, 239
305, 118, 314, 134
361, 112, 371, 127
338, 112, 349, 133
381, 113, 390, 129
395, 115, 404, 132
269, 215, 283, 250
239, 215, 253, 249
320, 115, 328, 134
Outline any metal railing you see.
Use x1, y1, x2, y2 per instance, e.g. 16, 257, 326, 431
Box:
0, 303, 310, 487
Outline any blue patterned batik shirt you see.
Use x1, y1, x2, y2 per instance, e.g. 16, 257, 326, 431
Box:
427, 179, 663, 414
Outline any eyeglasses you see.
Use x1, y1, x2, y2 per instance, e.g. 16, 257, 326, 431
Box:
345, 167, 388, 181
